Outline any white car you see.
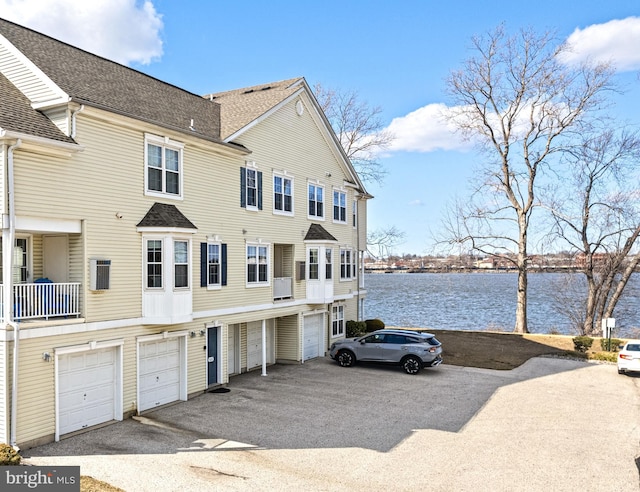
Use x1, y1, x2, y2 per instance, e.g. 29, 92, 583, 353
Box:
617, 340, 640, 374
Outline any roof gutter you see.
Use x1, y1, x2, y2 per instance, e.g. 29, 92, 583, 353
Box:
6, 139, 20, 448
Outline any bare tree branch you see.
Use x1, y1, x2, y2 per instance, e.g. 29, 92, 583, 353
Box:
313, 83, 394, 185
444, 25, 615, 333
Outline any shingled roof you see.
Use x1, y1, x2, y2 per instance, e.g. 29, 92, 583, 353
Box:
136, 203, 197, 230
204, 78, 304, 140
0, 18, 222, 143
0, 72, 75, 143
304, 223, 337, 242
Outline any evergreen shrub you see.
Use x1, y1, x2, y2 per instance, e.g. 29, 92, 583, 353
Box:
346, 320, 367, 337
364, 318, 385, 332
599, 338, 623, 352
572, 336, 594, 353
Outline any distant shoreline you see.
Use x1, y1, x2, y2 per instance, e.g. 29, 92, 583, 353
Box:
365, 267, 585, 274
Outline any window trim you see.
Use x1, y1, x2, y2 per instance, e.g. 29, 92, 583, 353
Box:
340, 247, 356, 281
352, 198, 358, 229
308, 182, 325, 220
143, 235, 193, 292
273, 172, 294, 216
144, 134, 184, 200
173, 239, 190, 290
145, 238, 163, 290
333, 189, 347, 224
246, 242, 270, 287
241, 162, 263, 211
332, 304, 345, 338
200, 241, 227, 290
308, 247, 319, 280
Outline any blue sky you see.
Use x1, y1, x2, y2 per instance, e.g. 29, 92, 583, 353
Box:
2, 0, 640, 255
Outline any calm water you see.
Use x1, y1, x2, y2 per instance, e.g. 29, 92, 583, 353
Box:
364, 272, 640, 337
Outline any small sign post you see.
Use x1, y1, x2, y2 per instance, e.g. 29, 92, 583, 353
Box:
602, 318, 616, 351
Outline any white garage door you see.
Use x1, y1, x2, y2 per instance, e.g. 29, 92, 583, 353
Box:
58, 347, 117, 436
247, 321, 274, 370
304, 314, 324, 360
139, 338, 181, 412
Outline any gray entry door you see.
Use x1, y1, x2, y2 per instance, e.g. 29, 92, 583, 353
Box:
207, 327, 218, 385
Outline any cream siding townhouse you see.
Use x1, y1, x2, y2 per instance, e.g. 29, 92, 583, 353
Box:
0, 18, 370, 449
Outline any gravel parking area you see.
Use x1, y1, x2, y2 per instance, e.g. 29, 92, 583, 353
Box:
24, 357, 640, 491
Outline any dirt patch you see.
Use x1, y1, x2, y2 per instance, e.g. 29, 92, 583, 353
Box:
403, 329, 585, 370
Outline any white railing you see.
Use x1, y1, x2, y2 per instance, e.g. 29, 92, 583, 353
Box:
0, 282, 81, 320
273, 277, 292, 300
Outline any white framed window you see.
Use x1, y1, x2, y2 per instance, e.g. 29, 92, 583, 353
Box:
145, 134, 183, 198
144, 236, 191, 290
352, 199, 357, 228
247, 243, 270, 286
247, 168, 258, 208
207, 243, 221, 287
174, 240, 189, 289
241, 163, 263, 210
325, 248, 333, 280
274, 173, 293, 215
332, 304, 345, 337
146, 239, 163, 288
200, 241, 227, 289
308, 183, 324, 219
308, 248, 319, 280
340, 248, 356, 280
333, 190, 347, 223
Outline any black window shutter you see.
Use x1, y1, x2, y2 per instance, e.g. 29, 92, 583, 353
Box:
257, 171, 263, 210
200, 242, 207, 287
221, 243, 227, 286
240, 167, 246, 208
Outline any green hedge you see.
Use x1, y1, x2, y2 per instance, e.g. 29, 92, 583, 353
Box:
572, 336, 594, 353
364, 318, 385, 332
599, 338, 623, 352
346, 320, 367, 337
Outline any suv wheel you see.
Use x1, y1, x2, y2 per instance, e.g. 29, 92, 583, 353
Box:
337, 350, 355, 367
402, 356, 422, 375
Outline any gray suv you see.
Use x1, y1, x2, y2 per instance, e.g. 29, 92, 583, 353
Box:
329, 329, 443, 374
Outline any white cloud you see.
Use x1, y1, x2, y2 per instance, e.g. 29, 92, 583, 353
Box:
560, 17, 640, 71
0, 0, 163, 65
385, 103, 473, 153
408, 199, 424, 206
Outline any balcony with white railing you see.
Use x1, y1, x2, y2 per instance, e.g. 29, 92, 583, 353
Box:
0, 282, 81, 321
273, 277, 292, 301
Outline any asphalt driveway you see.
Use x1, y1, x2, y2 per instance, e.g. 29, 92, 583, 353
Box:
24, 357, 640, 491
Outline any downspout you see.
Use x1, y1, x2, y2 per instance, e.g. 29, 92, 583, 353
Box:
261, 319, 267, 376
70, 104, 85, 139
7, 139, 21, 447
356, 195, 362, 321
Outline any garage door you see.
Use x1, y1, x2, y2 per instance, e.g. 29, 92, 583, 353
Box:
58, 347, 117, 436
247, 321, 274, 370
304, 314, 324, 361
139, 338, 181, 412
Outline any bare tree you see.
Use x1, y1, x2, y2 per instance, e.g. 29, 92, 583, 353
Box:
367, 226, 406, 260
444, 26, 614, 333
313, 83, 394, 185
545, 129, 640, 335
